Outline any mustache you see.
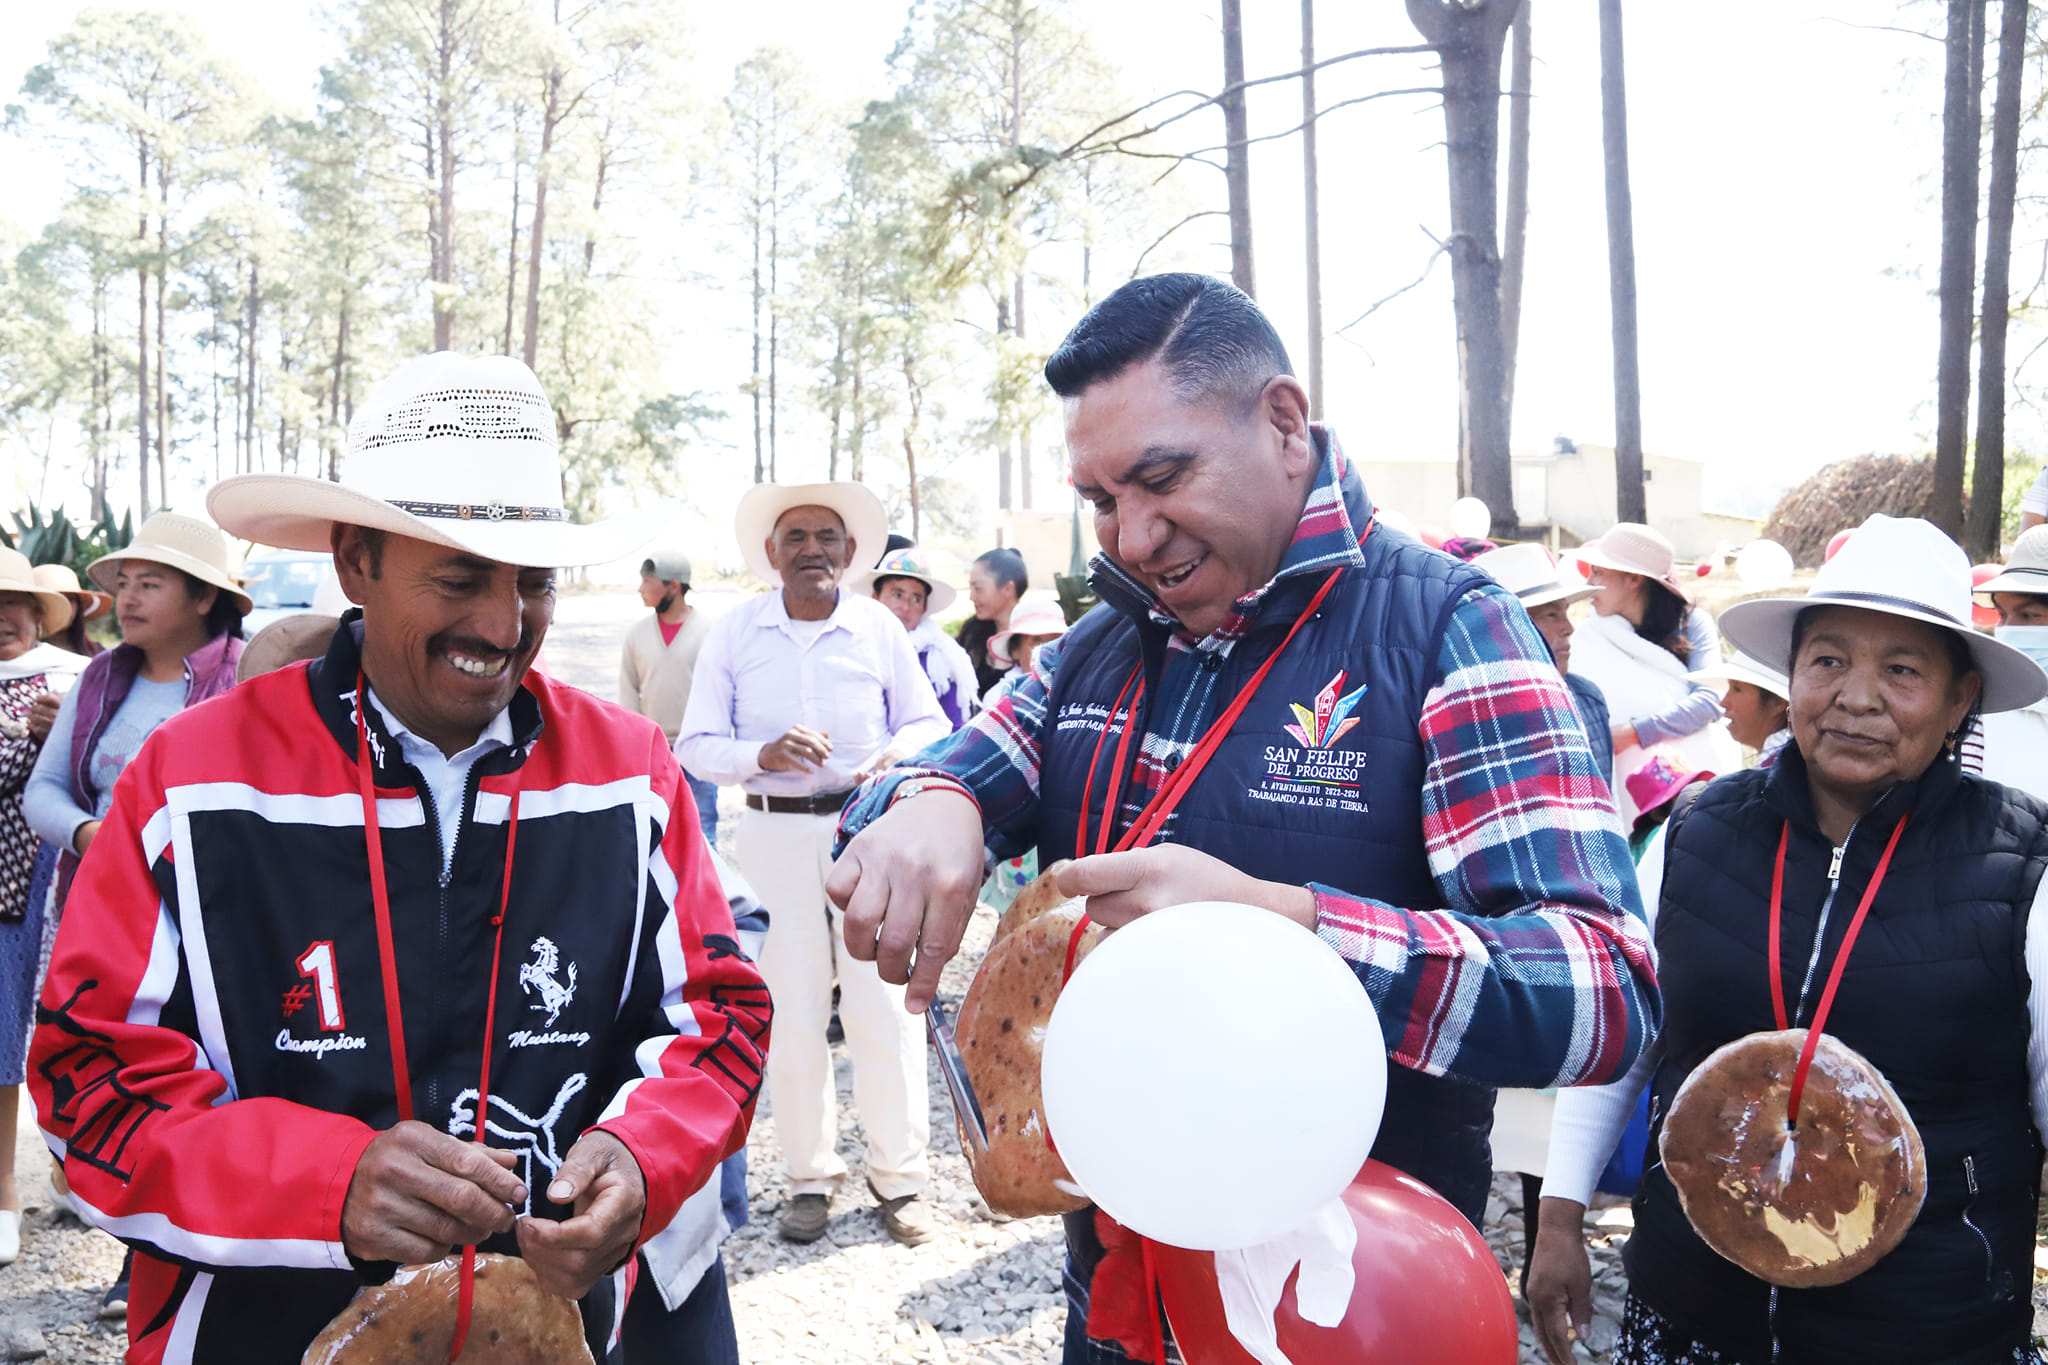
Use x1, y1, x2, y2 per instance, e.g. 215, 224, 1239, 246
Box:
431, 630, 534, 662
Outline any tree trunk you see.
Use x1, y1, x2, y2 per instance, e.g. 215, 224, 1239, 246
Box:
1498, 1, 1532, 424
433, 0, 459, 352
1301, 0, 1324, 419
996, 292, 1013, 510
330, 299, 350, 481
750, 172, 765, 485
1221, 0, 1256, 296
903, 351, 924, 543
768, 167, 781, 486
90, 278, 108, 522
1930, 0, 1985, 539
1968, 0, 2027, 560
155, 164, 170, 513
503, 159, 521, 355
136, 139, 151, 521
1599, 0, 1644, 524
523, 85, 557, 370
1407, 0, 1519, 533
1015, 273, 1031, 510
849, 364, 865, 483
245, 258, 261, 477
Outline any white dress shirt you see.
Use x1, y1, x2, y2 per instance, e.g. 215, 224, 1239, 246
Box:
676, 588, 949, 796
368, 687, 513, 873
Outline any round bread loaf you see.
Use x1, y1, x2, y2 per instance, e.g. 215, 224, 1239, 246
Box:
301, 1252, 595, 1364
1660, 1028, 1925, 1289
955, 867, 1103, 1218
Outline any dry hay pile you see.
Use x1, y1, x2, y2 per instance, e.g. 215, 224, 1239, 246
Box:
1761, 455, 1936, 566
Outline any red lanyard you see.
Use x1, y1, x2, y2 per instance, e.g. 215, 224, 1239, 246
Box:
1766, 813, 1908, 1127
356, 678, 521, 1362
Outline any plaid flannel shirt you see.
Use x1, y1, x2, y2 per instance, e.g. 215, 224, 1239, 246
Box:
838, 429, 1656, 1089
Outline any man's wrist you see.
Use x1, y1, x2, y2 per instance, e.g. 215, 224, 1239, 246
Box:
889, 775, 978, 813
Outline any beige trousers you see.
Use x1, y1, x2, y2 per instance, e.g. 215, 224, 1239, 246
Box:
736, 806, 929, 1200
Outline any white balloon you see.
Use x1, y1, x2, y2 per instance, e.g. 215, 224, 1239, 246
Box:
1735, 538, 1795, 590
1449, 496, 1492, 541
1373, 506, 1417, 540
1041, 901, 1387, 1251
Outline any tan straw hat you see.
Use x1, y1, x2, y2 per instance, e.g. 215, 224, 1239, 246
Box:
735, 481, 888, 587
87, 512, 253, 616
1975, 524, 2048, 600
237, 613, 340, 683
0, 549, 76, 635
32, 562, 111, 623
1576, 522, 1688, 596
206, 352, 672, 570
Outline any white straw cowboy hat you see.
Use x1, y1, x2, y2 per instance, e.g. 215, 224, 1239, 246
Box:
1472, 542, 1595, 611
1721, 513, 2048, 713
990, 594, 1069, 664
0, 549, 76, 635
87, 511, 253, 616
1692, 651, 1789, 701
851, 546, 958, 614
1975, 524, 2048, 600
32, 563, 110, 623
206, 352, 671, 569
735, 481, 888, 587
1576, 522, 1689, 597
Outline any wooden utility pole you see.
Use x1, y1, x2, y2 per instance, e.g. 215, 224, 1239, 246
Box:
1599, 0, 1645, 523
1968, 0, 2029, 560
1930, 0, 1986, 539
1301, 0, 1324, 417
1221, 0, 1256, 296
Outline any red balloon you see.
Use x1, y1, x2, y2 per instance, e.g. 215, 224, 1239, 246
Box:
1825, 528, 1855, 562
1973, 562, 2004, 628
1418, 525, 1449, 550
1153, 1161, 1517, 1365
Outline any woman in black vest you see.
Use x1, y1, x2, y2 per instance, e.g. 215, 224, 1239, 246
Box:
1528, 514, 2048, 1365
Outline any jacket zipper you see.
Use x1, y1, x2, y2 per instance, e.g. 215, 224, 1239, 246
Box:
1793, 837, 1852, 1024
1961, 1154, 1995, 1284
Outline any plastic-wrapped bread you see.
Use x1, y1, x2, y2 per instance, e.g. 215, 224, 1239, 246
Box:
954, 867, 1104, 1217
1660, 1028, 1925, 1288
301, 1253, 594, 1364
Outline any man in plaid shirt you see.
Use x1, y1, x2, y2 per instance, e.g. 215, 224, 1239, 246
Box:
829, 274, 1655, 1363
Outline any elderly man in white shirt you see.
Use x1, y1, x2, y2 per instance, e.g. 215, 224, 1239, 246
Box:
677, 481, 948, 1247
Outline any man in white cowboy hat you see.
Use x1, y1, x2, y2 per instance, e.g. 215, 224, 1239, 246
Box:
1472, 542, 1615, 785
676, 481, 948, 1246
1963, 523, 2048, 800
31, 353, 770, 1363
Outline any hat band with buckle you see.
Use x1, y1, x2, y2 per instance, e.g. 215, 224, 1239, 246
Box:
388, 499, 567, 524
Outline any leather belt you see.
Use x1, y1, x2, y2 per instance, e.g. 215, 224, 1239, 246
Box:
745, 789, 855, 816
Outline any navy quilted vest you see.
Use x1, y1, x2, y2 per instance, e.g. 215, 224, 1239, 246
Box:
1628, 746, 2048, 1364
1036, 521, 1502, 1219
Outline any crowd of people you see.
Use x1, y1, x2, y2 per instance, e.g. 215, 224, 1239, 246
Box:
0, 272, 2045, 1365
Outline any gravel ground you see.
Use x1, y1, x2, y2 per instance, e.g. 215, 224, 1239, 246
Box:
4, 587, 2046, 1362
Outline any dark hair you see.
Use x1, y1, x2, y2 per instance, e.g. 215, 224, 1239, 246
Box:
1043, 273, 1293, 415
178, 569, 246, 641
973, 548, 1028, 597
358, 526, 388, 577
885, 532, 915, 555
1637, 581, 1693, 663
872, 574, 927, 601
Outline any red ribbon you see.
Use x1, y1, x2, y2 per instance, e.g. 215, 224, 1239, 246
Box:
1767, 813, 1908, 1127
356, 677, 522, 1362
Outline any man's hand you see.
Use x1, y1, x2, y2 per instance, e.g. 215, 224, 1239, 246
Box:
26, 692, 59, 746
758, 725, 832, 773
340, 1121, 526, 1265
1056, 845, 1316, 931
515, 1130, 645, 1301
855, 747, 909, 783
1526, 1197, 1594, 1365
828, 788, 984, 1012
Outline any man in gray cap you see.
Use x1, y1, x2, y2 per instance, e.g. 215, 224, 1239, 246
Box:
623, 550, 719, 839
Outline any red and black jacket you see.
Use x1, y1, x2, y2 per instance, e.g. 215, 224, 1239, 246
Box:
31, 617, 771, 1364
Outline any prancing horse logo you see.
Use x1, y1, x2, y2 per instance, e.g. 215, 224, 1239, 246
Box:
518, 936, 577, 1028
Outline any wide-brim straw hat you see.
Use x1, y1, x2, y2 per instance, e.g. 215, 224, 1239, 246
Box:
1576, 522, 1689, 598
735, 481, 888, 588
207, 352, 671, 570
851, 546, 958, 614
87, 511, 253, 616
0, 548, 75, 635
1472, 542, 1596, 610
1975, 524, 2048, 600
1721, 513, 2048, 713
32, 563, 111, 623
991, 594, 1069, 663
1692, 651, 1789, 701
237, 612, 340, 683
